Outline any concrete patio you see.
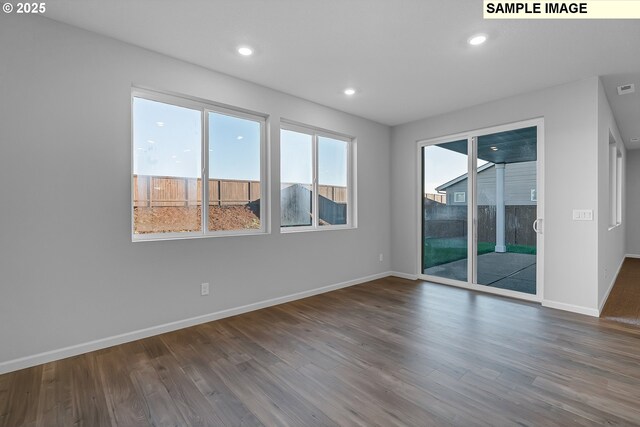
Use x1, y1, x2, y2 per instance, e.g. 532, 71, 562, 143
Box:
423, 252, 536, 294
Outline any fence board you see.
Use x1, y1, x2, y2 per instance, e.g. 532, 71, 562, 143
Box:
423, 199, 537, 247
133, 175, 346, 207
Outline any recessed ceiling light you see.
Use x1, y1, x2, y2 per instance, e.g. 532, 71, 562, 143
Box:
237, 136, 244, 140
147, 139, 155, 144
156, 121, 164, 127
490, 146, 498, 151
344, 88, 356, 96
238, 46, 253, 56
468, 34, 487, 46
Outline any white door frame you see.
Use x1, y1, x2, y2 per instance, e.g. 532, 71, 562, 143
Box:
416, 118, 544, 303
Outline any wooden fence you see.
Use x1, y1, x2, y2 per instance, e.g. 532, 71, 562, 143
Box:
423, 200, 537, 247
133, 175, 347, 207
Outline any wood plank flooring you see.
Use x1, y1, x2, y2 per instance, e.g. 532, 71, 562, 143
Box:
601, 257, 640, 326
2, 277, 640, 426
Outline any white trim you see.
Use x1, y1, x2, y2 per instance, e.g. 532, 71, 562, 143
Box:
281, 224, 354, 234
131, 88, 269, 242
599, 256, 625, 312
0, 271, 392, 375
279, 122, 355, 231
416, 117, 545, 302
626, 253, 640, 259
541, 300, 599, 317
390, 271, 419, 280
535, 120, 545, 302
469, 136, 477, 284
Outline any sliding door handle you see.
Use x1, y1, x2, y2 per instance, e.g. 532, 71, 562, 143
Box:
533, 218, 543, 234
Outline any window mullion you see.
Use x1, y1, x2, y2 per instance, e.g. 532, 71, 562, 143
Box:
202, 109, 209, 235
313, 133, 319, 228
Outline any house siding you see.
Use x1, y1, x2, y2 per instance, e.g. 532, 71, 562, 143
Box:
444, 161, 537, 206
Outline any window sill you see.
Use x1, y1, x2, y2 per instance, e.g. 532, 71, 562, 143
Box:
280, 225, 356, 234
132, 229, 268, 243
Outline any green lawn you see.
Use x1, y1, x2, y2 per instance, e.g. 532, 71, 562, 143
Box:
424, 237, 536, 269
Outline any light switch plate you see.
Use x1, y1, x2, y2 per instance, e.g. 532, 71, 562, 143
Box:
572, 209, 593, 221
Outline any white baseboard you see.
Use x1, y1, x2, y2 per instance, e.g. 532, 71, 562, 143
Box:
626, 253, 640, 259
598, 256, 625, 313
541, 300, 600, 317
389, 271, 419, 280
0, 271, 392, 375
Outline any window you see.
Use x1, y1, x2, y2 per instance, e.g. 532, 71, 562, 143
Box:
609, 133, 622, 228
530, 189, 537, 202
280, 124, 354, 230
132, 90, 266, 240
454, 192, 466, 203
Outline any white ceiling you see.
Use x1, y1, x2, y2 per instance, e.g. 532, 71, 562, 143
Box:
44, 0, 640, 143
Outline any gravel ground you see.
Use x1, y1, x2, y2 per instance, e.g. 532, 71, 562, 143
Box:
134, 205, 260, 234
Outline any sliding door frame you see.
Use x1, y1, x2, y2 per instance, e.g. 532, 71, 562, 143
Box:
416, 118, 544, 303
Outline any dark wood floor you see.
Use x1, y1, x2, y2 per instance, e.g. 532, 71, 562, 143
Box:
601, 257, 640, 326
2, 277, 640, 426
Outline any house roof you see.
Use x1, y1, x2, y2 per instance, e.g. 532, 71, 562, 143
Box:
435, 163, 494, 192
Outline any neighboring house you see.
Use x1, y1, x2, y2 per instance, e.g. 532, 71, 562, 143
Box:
436, 161, 537, 206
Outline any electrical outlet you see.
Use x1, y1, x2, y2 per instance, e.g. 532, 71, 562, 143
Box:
201, 283, 210, 296
379, 253, 384, 262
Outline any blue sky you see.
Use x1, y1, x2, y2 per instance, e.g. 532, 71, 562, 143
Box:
423, 144, 468, 194
133, 98, 347, 186
423, 143, 489, 194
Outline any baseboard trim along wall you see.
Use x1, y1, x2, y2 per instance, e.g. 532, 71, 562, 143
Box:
626, 253, 640, 259
541, 300, 600, 317
0, 271, 393, 375
598, 256, 626, 313
390, 271, 419, 280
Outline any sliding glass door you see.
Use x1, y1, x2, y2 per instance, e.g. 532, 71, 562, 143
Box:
475, 127, 538, 294
422, 140, 469, 282
420, 121, 542, 299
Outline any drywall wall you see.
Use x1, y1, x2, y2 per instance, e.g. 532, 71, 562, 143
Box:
597, 78, 626, 309
0, 16, 391, 369
391, 77, 600, 313
627, 150, 640, 256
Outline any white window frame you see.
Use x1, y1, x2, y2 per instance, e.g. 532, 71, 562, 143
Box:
280, 121, 356, 232
131, 88, 268, 242
616, 151, 623, 225
454, 192, 466, 203
608, 132, 622, 230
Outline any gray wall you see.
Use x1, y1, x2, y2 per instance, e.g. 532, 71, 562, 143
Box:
391, 77, 601, 312
626, 150, 640, 256
0, 16, 391, 367
597, 78, 626, 308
